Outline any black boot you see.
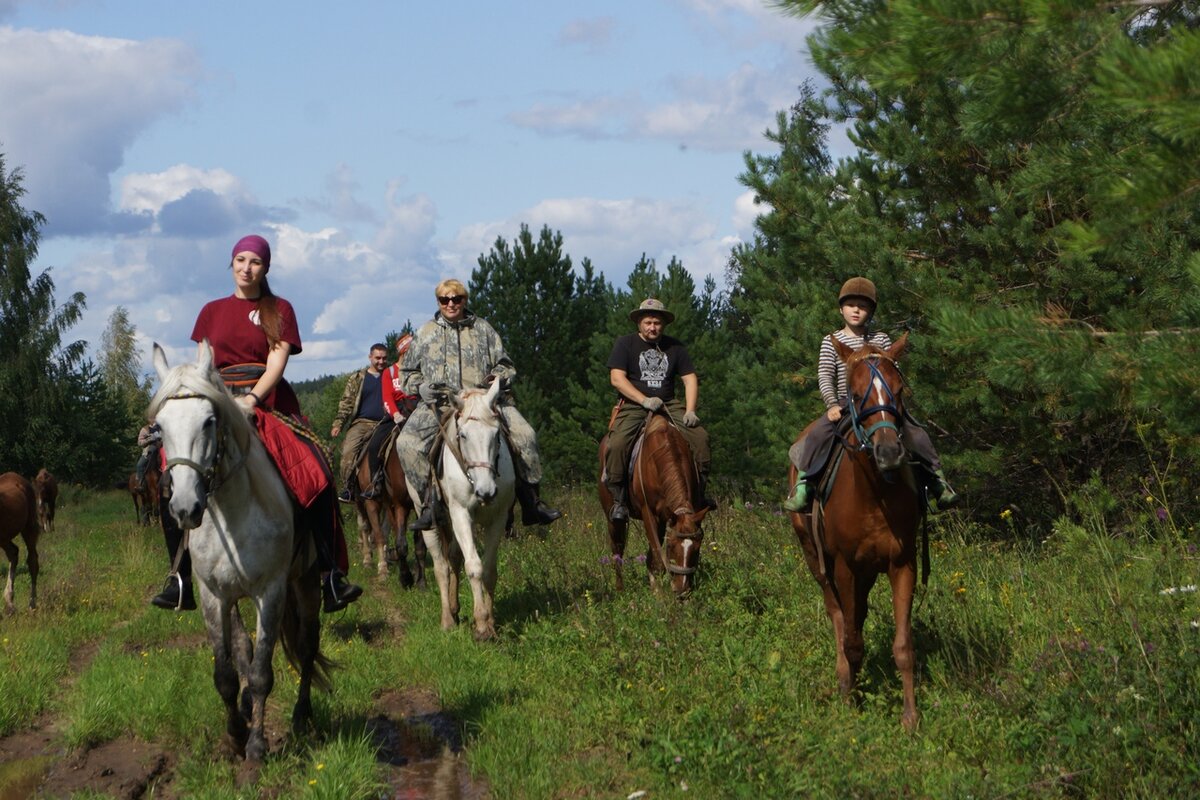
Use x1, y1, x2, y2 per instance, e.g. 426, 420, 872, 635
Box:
608, 483, 629, 522
410, 483, 437, 531
151, 573, 196, 611
697, 474, 717, 510
322, 571, 363, 613
517, 483, 562, 526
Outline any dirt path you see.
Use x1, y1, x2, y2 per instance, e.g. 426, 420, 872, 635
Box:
0, 606, 490, 798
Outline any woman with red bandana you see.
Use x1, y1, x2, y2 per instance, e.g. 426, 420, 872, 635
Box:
151, 234, 363, 613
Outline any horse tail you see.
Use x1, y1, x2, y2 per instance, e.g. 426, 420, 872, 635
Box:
279, 588, 337, 693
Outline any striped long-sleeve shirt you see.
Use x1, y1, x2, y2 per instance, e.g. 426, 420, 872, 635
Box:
818, 330, 893, 408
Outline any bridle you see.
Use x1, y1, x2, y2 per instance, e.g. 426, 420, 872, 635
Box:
663, 509, 702, 577
160, 391, 246, 498
845, 354, 906, 455
444, 405, 503, 489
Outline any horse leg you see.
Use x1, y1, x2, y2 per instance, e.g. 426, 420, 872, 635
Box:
245, 582, 285, 762
2, 540, 17, 614
829, 559, 857, 700
422, 528, 458, 630
229, 607, 254, 726
447, 505, 494, 641
889, 561, 920, 732
641, 513, 668, 591
411, 528, 428, 590
201, 596, 248, 757
353, 503, 373, 572
607, 517, 628, 591
288, 561, 324, 737
476, 513, 508, 642
390, 499, 415, 589
23, 536, 37, 610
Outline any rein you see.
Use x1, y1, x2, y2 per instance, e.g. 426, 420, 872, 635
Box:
161, 391, 247, 498
438, 401, 504, 488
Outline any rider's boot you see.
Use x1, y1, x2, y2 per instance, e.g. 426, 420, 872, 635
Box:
930, 468, 960, 509
782, 473, 811, 512
337, 479, 355, 504
409, 482, 438, 532
322, 570, 363, 613
517, 482, 562, 526
608, 483, 629, 522
150, 572, 196, 611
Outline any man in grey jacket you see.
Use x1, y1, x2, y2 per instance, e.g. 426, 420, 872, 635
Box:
396, 278, 562, 531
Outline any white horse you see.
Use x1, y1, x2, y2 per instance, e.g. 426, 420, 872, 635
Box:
150, 342, 331, 762
414, 379, 516, 641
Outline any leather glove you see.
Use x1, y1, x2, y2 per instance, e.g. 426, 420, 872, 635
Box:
640, 397, 664, 412
682, 411, 700, 427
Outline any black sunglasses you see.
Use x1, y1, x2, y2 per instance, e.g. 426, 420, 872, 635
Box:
438, 295, 467, 305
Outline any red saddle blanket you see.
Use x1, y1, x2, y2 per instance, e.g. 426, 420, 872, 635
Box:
253, 409, 331, 508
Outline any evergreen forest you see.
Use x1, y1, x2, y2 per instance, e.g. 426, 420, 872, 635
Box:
3, 0, 1198, 533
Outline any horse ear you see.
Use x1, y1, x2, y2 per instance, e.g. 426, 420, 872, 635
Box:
196, 339, 214, 374
484, 377, 502, 408
152, 343, 170, 382
450, 390, 464, 412
692, 506, 711, 526
831, 336, 854, 362
889, 332, 909, 360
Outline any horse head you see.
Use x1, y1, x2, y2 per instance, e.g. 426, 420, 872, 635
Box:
832, 332, 910, 473
150, 341, 252, 529
451, 378, 505, 503
664, 504, 709, 595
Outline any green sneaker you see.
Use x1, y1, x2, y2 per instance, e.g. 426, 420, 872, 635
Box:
783, 476, 810, 512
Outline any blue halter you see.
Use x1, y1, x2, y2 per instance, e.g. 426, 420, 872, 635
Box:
847, 355, 903, 452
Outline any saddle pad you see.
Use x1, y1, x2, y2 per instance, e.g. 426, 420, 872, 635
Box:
254, 409, 330, 508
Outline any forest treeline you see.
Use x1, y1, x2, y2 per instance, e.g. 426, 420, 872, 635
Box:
3, 1, 1197, 530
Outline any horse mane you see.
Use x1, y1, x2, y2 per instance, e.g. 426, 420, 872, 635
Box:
641, 418, 695, 512
148, 361, 255, 453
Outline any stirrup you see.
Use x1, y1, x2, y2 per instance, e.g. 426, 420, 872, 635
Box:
323, 571, 363, 613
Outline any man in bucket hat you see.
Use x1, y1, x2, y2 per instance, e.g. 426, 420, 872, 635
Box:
604, 298, 713, 521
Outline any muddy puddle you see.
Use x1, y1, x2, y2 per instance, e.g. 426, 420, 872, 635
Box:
0, 687, 488, 799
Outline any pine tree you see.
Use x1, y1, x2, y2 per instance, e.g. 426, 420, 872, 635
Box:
730, 2, 1200, 523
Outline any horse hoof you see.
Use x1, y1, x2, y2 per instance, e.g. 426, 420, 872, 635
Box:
473, 628, 497, 643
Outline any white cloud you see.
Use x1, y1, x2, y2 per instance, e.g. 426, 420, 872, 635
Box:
0, 26, 200, 235
732, 188, 764, 238
119, 165, 246, 215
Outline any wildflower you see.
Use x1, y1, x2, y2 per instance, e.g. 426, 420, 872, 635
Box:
1156, 508, 1168, 522
1000, 509, 1013, 521
636, 554, 647, 563
599, 555, 611, 565
955, 587, 966, 595
674, 756, 683, 763
317, 763, 325, 770
1144, 495, 1154, 503
1160, 585, 1198, 596
309, 779, 317, 786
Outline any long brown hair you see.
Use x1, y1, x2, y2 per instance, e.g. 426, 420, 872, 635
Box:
255, 278, 282, 349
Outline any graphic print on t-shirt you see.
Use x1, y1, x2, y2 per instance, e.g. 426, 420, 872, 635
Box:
248, 307, 261, 326
639, 347, 668, 389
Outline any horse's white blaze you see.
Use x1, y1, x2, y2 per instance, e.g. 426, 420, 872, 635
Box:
872, 375, 887, 413
680, 538, 694, 561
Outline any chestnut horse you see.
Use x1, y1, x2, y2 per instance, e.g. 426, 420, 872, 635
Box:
127, 461, 160, 526
33, 468, 57, 533
0, 472, 40, 613
787, 332, 923, 731
354, 433, 426, 589
599, 412, 710, 596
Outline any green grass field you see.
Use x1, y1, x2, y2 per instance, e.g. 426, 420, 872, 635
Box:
0, 485, 1197, 798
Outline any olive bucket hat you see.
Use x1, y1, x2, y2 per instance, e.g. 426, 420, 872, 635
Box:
629, 298, 676, 324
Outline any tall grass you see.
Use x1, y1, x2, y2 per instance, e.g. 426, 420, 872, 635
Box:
0, 485, 1196, 798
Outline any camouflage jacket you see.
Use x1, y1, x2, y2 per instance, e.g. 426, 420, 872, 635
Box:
401, 312, 516, 398
333, 368, 371, 430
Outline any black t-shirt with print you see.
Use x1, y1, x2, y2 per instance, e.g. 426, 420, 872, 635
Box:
607, 333, 695, 401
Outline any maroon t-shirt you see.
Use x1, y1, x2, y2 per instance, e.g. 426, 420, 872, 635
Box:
192, 295, 304, 417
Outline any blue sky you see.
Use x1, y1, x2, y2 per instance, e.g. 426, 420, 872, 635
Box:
1, 0, 825, 378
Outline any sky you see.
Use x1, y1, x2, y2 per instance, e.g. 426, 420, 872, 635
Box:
0, 0, 827, 379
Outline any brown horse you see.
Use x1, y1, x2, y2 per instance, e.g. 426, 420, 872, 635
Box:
599, 412, 710, 595
353, 435, 426, 589
787, 332, 923, 731
33, 468, 57, 533
0, 472, 40, 613
127, 461, 160, 526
